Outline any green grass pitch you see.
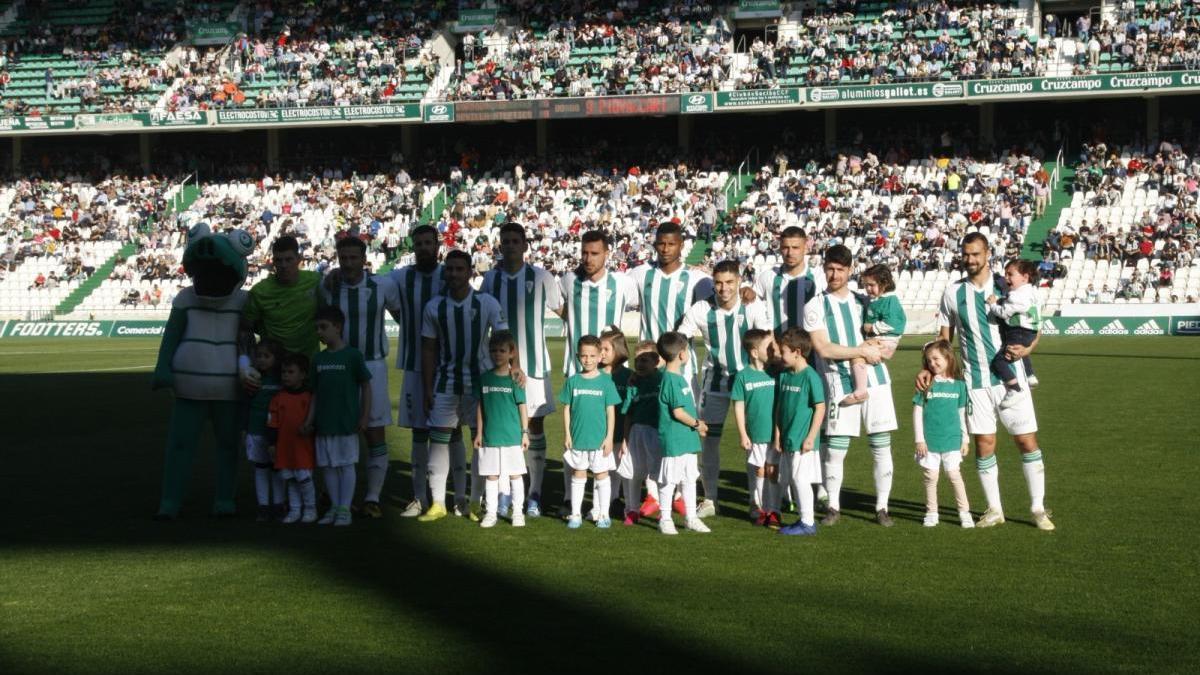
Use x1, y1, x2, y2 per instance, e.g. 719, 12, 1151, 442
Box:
0, 336, 1197, 673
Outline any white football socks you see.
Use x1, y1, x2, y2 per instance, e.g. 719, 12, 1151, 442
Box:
336, 466, 355, 508
570, 476, 586, 518
871, 445, 894, 512
823, 449, 848, 511
1022, 450, 1046, 512
427, 439, 450, 506
364, 452, 387, 503
253, 465, 271, 506
411, 431, 430, 509
484, 479, 499, 517
510, 476, 525, 513
595, 477, 611, 518
977, 454, 1002, 512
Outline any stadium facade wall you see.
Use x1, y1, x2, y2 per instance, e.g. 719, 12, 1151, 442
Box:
5, 71, 1200, 137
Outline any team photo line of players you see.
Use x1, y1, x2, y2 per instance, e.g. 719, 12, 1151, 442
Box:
231, 220, 1054, 534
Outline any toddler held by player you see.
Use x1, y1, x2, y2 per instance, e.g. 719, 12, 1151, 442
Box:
912, 340, 974, 528
986, 260, 1041, 409
267, 352, 317, 524
843, 265, 906, 406
473, 331, 530, 528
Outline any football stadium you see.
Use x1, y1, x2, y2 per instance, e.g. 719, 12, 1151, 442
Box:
1, 1, 1198, 672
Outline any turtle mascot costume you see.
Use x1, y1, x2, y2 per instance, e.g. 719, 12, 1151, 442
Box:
152, 224, 256, 519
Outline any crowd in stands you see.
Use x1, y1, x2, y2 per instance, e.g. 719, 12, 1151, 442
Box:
447, 13, 728, 100
738, 1, 1044, 89
706, 134, 1048, 288
1043, 138, 1198, 303
1054, 0, 1200, 76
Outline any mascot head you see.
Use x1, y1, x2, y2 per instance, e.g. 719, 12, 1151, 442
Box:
182, 224, 254, 298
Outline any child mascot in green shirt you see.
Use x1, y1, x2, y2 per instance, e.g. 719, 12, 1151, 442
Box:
152, 224, 255, 519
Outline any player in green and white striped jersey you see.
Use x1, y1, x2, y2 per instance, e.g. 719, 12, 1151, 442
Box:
419, 250, 508, 521
626, 222, 713, 383
802, 245, 894, 527
480, 223, 564, 517
930, 232, 1052, 531
386, 225, 445, 517
751, 226, 826, 334
320, 237, 402, 518
677, 260, 770, 516
558, 230, 637, 377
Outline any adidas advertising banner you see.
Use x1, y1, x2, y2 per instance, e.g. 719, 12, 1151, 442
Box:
0, 317, 568, 338
1037, 316, 1181, 336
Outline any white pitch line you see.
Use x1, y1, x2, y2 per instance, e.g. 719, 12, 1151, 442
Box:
0, 365, 155, 374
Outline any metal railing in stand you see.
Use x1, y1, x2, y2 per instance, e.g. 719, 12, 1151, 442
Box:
1049, 145, 1064, 205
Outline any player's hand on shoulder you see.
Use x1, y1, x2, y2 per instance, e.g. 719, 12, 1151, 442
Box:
510, 368, 526, 388
914, 369, 933, 392
739, 286, 758, 304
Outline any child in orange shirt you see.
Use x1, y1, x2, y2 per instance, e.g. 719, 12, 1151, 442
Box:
268, 353, 317, 524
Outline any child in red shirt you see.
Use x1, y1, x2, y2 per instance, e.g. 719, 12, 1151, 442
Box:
268, 353, 317, 523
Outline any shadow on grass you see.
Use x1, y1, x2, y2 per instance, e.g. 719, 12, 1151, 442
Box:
0, 372, 1057, 672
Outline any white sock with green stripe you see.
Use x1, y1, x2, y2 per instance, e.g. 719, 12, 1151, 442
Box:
526, 432, 547, 500
428, 430, 451, 507
365, 444, 388, 503
701, 432, 722, 503
411, 429, 430, 509
1022, 450, 1046, 513
976, 454, 1002, 512
868, 433, 893, 512
823, 436, 850, 512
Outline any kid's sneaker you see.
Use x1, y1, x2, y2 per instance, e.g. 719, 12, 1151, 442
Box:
639, 495, 661, 518
511, 512, 526, 527
480, 513, 498, 528
300, 508, 317, 524
399, 500, 423, 518
333, 507, 352, 527
753, 510, 768, 527
696, 499, 717, 518
923, 512, 939, 527
1033, 510, 1055, 531
685, 518, 711, 533
525, 498, 541, 518
658, 518, 678, 535
318, 507, 338, 525
977, 507, 1005, 528
766, 512, 782, 530
497, 494, 512, 518
622, 511, 640, 526
1027, 375, 1040, 388
999, 387, 1024, 410
596, 517, 612, 529
362, 501, 383, 519
566, 516, 583, 529
959, 511, 975, 528
282, 508, 302, 524
779, 522, 817, 536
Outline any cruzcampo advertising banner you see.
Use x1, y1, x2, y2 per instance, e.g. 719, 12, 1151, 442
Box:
967, 70, 1200, 99
455, 9, 497, 32
190, 21, 242, 46
215, 104, 419, 125
715, 88, 803, 109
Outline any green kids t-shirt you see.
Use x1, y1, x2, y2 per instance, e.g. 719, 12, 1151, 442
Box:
310, 346, 371, 436
657, 370, 701, 457
558, 371, 621, 450
611, 366, 631, 445
247, 374, 282, 435
912, 377, 969, 453
622, 369, 662, 427
730, 367, 775, 444
775, 366, 825, 452
866, 292, 907, 338
476, 370, 527, 447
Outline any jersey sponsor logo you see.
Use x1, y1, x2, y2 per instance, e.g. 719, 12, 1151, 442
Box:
742, 379, 774, 391
1039, 319, 1060, 336
925, 392, 959, 399
482, 385, 513, 394
316, 364, 348, 372
1065, 320, 1093, 336
1098, 319, 1129, 335
574, 389, 605, 396
526, 280, 534, 293
781, 384, 808, 393
1134, 320, 1165, 336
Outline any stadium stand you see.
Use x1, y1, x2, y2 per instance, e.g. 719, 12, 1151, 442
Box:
445, 1, 728, 100
1040, 140, 1200, 307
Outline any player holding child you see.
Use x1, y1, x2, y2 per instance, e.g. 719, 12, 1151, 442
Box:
912, 340, 974, 528
771, 328, 827, 536
559, 335, 623, 529
842, 264, 906, 406
473, 331, 530, 528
